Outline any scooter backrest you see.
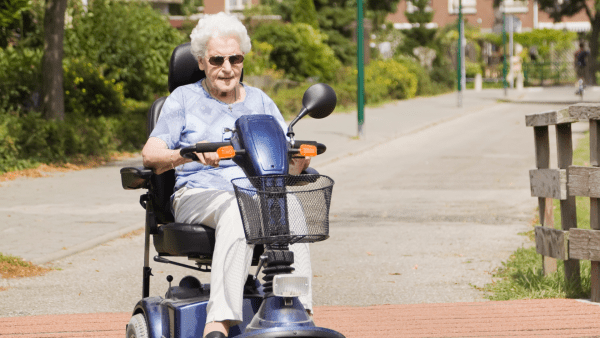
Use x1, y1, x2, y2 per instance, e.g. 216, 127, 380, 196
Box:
145, 43, 205, 224
168, 42, 206, 94
147, 97, 166, 138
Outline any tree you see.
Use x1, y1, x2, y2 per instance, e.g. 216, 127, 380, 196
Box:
292, 0, 319, 29
41, 0, 67, 120
252, 21, 341, 81
401, 0, 437, 51
503, 0, 600, 84
366, 0, 401, 29
0, 0, 31, 48
313, 0, 357, 65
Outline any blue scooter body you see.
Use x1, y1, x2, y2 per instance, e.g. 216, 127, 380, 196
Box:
133, 295, 263, 338
231, 114, 289, 177
130, 83, 344, 338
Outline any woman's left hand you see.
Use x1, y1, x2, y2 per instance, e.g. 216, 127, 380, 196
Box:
289, 157, 311, 175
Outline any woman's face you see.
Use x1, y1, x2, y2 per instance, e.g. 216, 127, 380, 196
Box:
198, 35, 243, 95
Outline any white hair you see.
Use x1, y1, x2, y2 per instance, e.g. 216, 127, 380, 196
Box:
190, 12, 252, 59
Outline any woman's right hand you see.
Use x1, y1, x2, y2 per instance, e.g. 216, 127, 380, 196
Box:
194, 151, 220, 167
194, 141, 220, 167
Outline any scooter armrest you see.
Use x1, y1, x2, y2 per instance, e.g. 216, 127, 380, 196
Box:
120, 166, 154, 190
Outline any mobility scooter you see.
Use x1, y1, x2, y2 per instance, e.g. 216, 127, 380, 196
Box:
120, 42, 345, 338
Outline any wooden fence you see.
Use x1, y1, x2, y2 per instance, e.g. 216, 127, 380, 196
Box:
527, 103, 600, 301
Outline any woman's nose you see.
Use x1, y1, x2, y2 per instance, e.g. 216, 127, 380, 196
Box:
222, 59, 233, 71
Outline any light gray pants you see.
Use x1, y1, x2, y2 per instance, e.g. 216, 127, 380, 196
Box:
173, 186, 313, 325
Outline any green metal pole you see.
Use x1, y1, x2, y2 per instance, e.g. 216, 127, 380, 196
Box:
357, 0, 364, 138
502, 8, 508, 96
457, 0, 463, 107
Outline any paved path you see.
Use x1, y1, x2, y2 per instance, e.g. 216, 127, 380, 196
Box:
0, 86, 588, 264
3, 300, 600, 337
1, 86, 598, 336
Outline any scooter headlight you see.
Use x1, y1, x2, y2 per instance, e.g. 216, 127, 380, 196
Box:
273, 275, 310, 297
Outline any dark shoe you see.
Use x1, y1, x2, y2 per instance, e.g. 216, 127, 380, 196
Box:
204, 332, 227, 338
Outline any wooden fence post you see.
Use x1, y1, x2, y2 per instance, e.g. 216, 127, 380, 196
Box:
534, 126, 557, 275
556, 123, 581, 287
589, 119, 600, 301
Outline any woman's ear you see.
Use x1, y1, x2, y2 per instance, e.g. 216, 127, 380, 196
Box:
198, 57, 205, 71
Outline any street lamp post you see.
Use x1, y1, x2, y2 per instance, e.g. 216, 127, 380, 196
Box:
357, 0, 365, 138
502, 4, 508, 96
457, 0, 464, 107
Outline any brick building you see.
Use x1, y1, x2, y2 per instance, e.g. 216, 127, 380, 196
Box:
387, 0, 592, 33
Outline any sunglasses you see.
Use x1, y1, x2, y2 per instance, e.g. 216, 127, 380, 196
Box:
207, 54, 244, 67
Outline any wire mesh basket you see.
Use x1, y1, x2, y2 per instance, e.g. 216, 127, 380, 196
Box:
231, 175, 334, 246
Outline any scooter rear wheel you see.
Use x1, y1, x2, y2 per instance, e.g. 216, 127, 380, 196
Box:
126, 313, 149, 338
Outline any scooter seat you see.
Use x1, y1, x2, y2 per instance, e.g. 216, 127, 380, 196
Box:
153, 222, 215, 257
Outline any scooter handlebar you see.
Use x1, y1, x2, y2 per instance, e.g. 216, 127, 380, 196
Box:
291, 141, 327, 155
179, 142, 231, 159
179, 140, 326, 160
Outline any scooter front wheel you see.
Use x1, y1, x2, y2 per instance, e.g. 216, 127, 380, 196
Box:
126, 313, 149, 338
238, 326, 345, 338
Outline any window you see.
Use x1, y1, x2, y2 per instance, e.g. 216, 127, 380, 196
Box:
227, 0, 251, 11
500, 0, 528, 14
448, 0, 477, 14
406, 0, 433, 14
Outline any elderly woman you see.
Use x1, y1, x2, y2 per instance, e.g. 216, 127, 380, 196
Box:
141, 12, 312, 338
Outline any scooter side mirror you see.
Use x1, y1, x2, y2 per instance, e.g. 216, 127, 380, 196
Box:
287, 83, 337, 139
302, 83, 337, 119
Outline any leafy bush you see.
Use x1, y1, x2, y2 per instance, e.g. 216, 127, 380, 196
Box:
244, 40, 276, 76
0, 46, 127, 118
266, 67, 355, 120
365, 59, 418, 103
292, 0, 319, 29
0, 113, 24, 171
466, 61, 483, 78
0, 103, 147, 173
394, 55, 447, 96
514, 29, 577, 62
64, 0, 185, 100
0, 46, 42, 114
323, 29, 356, 66
63, 58, 125, 117
252, 22, 341, 82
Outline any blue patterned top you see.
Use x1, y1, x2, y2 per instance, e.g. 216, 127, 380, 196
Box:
149, 79, 287, 195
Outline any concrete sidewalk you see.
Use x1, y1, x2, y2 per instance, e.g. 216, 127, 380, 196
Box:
2, 299, 600, 337
0, 86, 588, 265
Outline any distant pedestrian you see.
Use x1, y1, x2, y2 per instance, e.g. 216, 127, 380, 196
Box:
529, 46, 538, 62
574, 41, 589, 84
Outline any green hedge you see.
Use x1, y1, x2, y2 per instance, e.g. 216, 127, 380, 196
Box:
64, 0, 185, 100
0, 47, 42, 114
268, 59, 427, 119
0, 104, 147, 174
365, 59, 418, 103
252, 22, 341, 82
0, 47, 126, 118
63, 58, 125, 117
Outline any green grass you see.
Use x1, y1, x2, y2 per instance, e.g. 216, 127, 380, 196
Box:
0, 253, 34, 267
0, 252, 51, 279
482, 247, 590, 300
482, 131, 593, 300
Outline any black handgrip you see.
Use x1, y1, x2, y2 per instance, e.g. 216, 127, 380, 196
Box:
292, 141, 327, 155
180, 141, 231, 159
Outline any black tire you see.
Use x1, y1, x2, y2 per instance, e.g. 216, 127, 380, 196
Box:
126, 313, 149, 338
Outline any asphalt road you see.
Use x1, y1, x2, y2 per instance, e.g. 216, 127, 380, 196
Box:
0, 87, 589, 317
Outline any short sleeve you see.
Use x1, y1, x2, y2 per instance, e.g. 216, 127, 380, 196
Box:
149, 89, 186, 150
